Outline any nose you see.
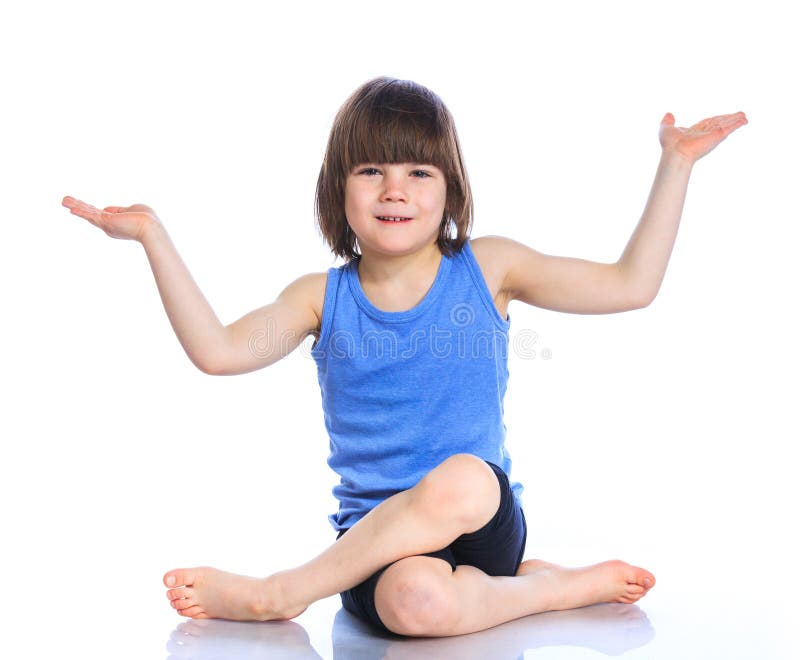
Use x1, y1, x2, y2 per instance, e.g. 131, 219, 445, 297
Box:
380, 170, 408, 203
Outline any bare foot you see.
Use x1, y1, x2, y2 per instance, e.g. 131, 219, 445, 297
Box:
163, 566, 308, 621
516, 558, 655, 609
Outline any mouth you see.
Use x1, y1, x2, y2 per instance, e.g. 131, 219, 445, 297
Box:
376, 215, 413, 223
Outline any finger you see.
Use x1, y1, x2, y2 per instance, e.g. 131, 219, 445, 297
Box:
701, 112, 741, 125
699, 112, 747, 131
71, 200, 97, 214
64, 197, 90, 210
714, 113, 743, 126
62, 196, 92, 210
720, 111, 747, 121
721, 113, 748, 128
712, 114, 748, 138
69, 201, 105, 225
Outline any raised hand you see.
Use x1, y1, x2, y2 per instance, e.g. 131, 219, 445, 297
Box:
659, 111, 748, 165
62, 196, 161, 242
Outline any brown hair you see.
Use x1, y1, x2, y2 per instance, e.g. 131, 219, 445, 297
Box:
314, 76, 474, 261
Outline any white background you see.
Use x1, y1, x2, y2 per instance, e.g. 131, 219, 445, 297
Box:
2, 1, 797, 658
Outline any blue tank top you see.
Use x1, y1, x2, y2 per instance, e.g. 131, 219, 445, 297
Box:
311, 238, 524, 532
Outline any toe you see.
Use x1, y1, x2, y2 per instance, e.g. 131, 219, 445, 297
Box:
168, 587, 197, 610
174, 597, 198, 610
177, 605, 208, 618
166, 587, 191, 601
164, 568, 194, 588
625, 584, 645, 596
626, 568, 655, 589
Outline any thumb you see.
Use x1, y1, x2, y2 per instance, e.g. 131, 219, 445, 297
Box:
661, 112, 675, 125
103, 206, 126, 213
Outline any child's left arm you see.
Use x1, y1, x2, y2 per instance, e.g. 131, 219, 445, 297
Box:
498, 111, 748, 314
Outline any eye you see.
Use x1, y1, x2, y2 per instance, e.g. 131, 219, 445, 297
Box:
356, 167, 433, 178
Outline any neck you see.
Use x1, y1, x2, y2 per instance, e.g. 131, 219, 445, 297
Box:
356, 241, 443, 285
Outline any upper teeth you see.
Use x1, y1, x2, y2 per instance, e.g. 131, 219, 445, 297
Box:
378, 216, 409, 222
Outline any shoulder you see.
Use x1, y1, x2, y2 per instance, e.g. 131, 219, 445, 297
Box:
466, 235, 518, 298
278, 271, 329, 333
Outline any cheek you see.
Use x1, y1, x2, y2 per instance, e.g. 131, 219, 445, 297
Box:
431, 184, 448, 210
428, 191, 448, 217
343, 188, 357, 214
344, 184, 366, 207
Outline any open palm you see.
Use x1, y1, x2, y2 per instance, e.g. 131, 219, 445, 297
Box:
659, 111, 748, 164
62, 196, 160, 242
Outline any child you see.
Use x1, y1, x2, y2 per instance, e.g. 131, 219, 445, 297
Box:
62, 76, 747, 638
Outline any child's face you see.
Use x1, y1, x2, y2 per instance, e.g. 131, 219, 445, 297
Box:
344, 162, 447, 257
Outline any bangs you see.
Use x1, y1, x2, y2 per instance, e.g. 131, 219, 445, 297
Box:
337, 85, 453, 175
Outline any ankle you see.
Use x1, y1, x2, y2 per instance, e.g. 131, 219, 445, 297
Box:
252, 573, 290, 620
261, 570, 310, 620
529, 566, 562, 612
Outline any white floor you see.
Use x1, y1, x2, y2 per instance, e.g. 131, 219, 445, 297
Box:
3, 544, 793, 660
162, 578, 793, 660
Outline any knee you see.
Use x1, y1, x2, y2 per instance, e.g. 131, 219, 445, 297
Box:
414, 454, 500, 529
375, 562, 459, 636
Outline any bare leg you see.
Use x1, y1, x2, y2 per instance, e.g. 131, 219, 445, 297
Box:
163, 454, 500, 620
451, 559, 655, 636
273, 454, 500, 612
378, 558, 656, 637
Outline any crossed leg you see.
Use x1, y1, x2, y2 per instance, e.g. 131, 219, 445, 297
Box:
163, 452, 655, 634
163, 453, 504, 620
374, 555, 655, 637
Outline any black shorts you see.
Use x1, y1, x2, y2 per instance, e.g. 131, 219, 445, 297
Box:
335, 460, 527, 635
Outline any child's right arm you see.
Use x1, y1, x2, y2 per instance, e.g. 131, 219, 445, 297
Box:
63, 196, 321, 376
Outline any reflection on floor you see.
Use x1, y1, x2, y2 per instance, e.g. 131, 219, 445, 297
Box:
166, 601, 654, 659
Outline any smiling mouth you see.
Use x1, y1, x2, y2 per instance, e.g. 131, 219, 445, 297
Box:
376, 216, 413, 223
